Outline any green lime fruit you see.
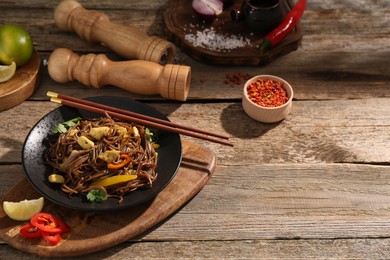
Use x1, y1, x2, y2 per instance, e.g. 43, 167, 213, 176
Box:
0, 24, 33, 66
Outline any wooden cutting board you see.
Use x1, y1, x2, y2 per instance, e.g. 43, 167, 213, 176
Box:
0, 140, 216, 257
0, 51, 41, 111
163, 0, 302, 65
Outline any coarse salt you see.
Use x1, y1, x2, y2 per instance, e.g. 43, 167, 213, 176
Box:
184, 27, 251, 52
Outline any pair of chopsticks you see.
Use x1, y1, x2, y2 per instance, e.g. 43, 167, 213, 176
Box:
47, 91, 233, 147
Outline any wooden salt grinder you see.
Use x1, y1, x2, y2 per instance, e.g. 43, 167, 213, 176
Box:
48, 48, 191, 101
54, 0, 176, 65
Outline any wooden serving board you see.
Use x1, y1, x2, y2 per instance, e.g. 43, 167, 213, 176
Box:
0, 51, 41, 111
0, 140, 216, 257
163, 0, 302, 65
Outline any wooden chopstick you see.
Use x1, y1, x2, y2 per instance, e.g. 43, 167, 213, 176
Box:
47, 91, 229, 140
47, 91, 233, 147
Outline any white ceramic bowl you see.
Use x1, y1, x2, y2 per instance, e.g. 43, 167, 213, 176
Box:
242, 75, 293, 123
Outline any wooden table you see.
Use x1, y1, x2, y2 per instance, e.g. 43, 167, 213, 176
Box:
1, 0, 389, 258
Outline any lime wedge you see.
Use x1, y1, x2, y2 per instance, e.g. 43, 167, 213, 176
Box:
3, 197, 44, 221
0, 61, 16, 83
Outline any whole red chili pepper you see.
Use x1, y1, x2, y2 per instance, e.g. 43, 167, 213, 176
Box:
261, 0, 307, 50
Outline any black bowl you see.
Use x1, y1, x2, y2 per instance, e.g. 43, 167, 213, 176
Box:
22, 96, 182, 212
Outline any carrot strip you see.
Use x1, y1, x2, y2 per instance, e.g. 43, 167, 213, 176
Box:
107, 154, 131, 170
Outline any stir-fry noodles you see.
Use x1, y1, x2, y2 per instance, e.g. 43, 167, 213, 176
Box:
44, 116, 158, 203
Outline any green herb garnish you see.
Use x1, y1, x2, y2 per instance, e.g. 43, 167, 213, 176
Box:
87, 189, 107, 203
52, 117, 81, 134
145, 127, 158, 143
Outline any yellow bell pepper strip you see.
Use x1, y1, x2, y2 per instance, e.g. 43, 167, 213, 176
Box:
90, 174, 137, 187
107, 154, 131, 170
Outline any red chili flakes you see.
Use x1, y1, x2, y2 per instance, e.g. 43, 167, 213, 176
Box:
246, 78, 289, 107
224, 72, 252, 87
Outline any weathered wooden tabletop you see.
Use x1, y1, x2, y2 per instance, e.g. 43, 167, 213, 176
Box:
1, 0, 389, 259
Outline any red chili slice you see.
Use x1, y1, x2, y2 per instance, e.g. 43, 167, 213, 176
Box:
41, 231, 62, 246
19, 223, 42, 238
30, 213, 69, 234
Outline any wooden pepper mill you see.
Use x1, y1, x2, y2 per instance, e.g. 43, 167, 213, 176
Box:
48, 48, 191, 101
54, 0, 176, 65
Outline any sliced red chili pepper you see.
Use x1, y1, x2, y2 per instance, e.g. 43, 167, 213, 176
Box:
19, 223, 42, 239
107, 154, 131, 170
30, 213, 69, 234
41, 231, 62, 246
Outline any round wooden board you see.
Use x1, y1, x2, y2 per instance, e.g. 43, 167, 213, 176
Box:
0, 140, 216, 257
0, 51, 41, 111
163, 0, 302, 65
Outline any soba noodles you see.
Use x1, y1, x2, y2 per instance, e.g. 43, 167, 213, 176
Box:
44, 116, 158, 203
